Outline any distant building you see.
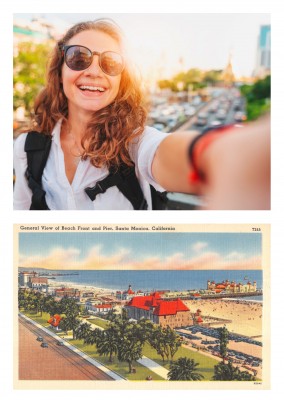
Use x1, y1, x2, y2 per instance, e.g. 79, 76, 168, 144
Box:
255, 25, 271, 78
85, 300, 113, 315
125, 293, 193, 329
28, 277, 49, 293
18, 271, 38, 287
82, 292, 95, 298
13, 16, 60, 51
116, 285, 137, 301
47, 314, 61, 330
54, 287, 80, 299
221, 54, 235, 87
207, 279, 257, 294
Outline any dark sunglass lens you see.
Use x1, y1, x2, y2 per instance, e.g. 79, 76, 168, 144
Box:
101, 52, 124, 75
65, 46, 92, 71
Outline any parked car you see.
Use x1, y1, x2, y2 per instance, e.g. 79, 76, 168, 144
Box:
41, 342, 48, 348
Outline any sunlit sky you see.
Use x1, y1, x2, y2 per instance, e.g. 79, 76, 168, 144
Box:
19, 232, 262, 270
14, 13, 270, 80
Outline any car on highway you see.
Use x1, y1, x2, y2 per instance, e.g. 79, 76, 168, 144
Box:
41, 342, 48, 348
234, 111, 247, 122
153, 122, 166, 132
210, 119, 222, 128
36, 336, 43, 342
56, 341, 64, 346
216, 109, 227, 120
184, 105, 196, 117
196, 112, 208, 126
208, 102, 219, 113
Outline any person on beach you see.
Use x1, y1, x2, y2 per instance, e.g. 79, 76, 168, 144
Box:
13, 18, 270, 210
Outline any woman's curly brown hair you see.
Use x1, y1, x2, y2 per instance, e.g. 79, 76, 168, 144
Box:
33, 19, 147, 169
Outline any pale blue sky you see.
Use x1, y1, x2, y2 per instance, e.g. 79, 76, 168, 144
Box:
19, 231, 262, 270
14, 13, 270, 78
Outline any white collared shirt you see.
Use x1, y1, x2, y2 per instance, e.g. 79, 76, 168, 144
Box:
13, 120, 168, 210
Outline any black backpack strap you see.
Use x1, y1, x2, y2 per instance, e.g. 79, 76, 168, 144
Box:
150, 185, 168, 210
24, 131, 51, 210
85, 164, 148, 210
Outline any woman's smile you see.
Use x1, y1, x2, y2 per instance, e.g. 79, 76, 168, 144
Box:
62, 30, 122, 117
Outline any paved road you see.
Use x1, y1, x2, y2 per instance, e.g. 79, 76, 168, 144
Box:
18, 316, 114, 380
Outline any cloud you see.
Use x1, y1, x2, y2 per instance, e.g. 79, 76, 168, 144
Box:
19, 245, 130, 270
191, 242, 208, 252
19, 247, 81, 269
19, 246, 261, 271
225, 252, 245, 261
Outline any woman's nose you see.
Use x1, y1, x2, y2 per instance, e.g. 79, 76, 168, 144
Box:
85, 54, 103, 75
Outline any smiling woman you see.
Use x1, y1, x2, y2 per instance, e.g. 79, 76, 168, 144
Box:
13, 18, 270, 210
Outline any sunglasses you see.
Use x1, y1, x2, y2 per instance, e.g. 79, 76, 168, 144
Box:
60, 45, 125, 76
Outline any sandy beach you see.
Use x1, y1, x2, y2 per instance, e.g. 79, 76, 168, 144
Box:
48, 280, 117, 295
184, 299, 262, 338
49, 282, 262, 339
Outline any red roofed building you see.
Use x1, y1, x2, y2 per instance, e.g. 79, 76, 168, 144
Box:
47, 314, 61, 330
125, 293, 193, 329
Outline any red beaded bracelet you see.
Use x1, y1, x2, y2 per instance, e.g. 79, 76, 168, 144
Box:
188, 125, 239, 184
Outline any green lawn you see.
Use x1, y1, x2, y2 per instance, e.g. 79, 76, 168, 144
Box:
22, 311, 51, 327
21, 311, 217, 381
142, 343, 218, 380
87, 318, 110, 329
70, 339, 164, 381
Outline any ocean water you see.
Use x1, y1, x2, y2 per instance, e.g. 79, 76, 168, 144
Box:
25, 268, 263, 293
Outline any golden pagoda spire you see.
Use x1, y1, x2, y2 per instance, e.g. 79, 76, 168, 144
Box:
222, 53, 235, 87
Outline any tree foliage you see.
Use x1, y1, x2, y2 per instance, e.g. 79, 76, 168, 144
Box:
218, 326, 229, 362
168, 357, 204, 381
148, 325, 181, 363
240, 75, 271, 120
213, 361, 255, 381
13, 41, 53, 114
157, 68, 222, 92
96, 326, 119, 362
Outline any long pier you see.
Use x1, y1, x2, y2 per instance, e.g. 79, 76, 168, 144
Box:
200, 291, 263, 300
161, 290, 263, 301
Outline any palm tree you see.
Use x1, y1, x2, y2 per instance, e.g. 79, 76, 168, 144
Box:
168, 357, 204, 381
84, 328, 102, 346
117, 339, 143, 374
114, 320, 144, 373
59, 297, 81, 339
213, 361, 255, 381
96, 327, 118, 362
42, 295, 60, 316
75, 322, 92, 341
136, 318, 154, 344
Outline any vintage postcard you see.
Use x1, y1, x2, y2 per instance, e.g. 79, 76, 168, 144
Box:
14, 224, 270, 389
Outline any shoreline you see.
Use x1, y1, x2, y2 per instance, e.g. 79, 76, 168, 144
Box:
48, 280, 263, 302
48, 281, 262, 338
